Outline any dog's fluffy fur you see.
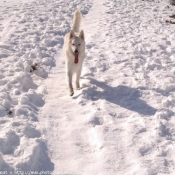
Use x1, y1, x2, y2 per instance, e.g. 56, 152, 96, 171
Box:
63, 10, 85, 96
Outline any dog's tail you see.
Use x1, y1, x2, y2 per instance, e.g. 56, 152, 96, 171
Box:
71, 10, 81, 33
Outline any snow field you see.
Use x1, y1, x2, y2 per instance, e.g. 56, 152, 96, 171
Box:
39, 0, 175, 174
0, 0, 91, 173
0, 0, 175, 174
61, 0, 175, 174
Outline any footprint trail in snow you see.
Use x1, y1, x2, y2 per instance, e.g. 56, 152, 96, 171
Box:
41, 0, 175, 175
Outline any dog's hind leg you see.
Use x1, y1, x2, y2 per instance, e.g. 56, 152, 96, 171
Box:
67, 71, 74, 96
75, 68, 82, 90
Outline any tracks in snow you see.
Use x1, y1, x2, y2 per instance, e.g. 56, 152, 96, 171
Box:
40, 0, 175, 175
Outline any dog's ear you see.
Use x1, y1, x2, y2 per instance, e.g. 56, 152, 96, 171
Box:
69, 30, 75, 39
79, 30, 84, 40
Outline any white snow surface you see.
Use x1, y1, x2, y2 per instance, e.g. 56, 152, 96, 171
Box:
0, 0, 175, 174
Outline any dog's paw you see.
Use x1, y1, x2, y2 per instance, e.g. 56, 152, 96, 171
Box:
70, 91, 74, 96
76, 87, 82, 90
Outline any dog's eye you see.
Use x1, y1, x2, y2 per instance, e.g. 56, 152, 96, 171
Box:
78, 44, 81, 46
72, 43, 75, 45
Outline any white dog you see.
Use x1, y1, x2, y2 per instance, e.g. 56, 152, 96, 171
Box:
63, 10, 85, 96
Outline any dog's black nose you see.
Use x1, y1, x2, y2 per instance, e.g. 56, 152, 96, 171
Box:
74, 49, 78, 54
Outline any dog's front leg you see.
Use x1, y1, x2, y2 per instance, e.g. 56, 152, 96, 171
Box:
67, 71, 74, 96
75, 68, 82, 90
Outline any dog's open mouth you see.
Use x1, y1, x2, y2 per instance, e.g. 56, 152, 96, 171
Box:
74, 53, 79, 64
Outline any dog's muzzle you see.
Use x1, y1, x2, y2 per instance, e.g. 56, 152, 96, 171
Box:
74, 49, 79, 54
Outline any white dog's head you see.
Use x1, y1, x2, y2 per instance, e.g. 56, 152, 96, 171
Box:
69, 30, 85, 55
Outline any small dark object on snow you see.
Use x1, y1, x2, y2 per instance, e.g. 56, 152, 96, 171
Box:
170, 0, 175, 5
30, 63, 40, 72
166, 20, 175, 24
169, 14, 175, 19
8, 110, 13, 115
5, 109, 13, 115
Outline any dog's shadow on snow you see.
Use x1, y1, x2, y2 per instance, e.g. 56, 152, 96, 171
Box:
81, 78, 157, 116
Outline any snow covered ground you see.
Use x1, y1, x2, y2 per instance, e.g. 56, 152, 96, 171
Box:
0, 0, 175, 174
